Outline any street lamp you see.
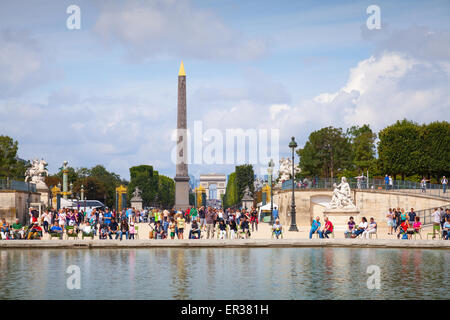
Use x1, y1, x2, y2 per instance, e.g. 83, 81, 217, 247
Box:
267, 159, 275, 224
289, 136, 299, 231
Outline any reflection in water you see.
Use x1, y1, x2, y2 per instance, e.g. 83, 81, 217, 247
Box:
0, 248, 448, 300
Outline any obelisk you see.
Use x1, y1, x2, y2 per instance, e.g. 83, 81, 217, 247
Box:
174, 61, 190, 210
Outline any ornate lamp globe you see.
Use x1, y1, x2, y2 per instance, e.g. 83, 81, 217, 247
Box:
289, 136, 297, 149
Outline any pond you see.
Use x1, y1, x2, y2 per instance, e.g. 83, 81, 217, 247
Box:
0, 248, 448, 299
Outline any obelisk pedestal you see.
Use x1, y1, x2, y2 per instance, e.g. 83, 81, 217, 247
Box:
174, 61, 190, 211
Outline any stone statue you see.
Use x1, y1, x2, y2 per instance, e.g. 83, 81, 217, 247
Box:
25, 159, 48, 185
326, 177, 356, 210
243, 186, 252, 198
132, 187, 142, 200
253, 178, 264, 191
278, 157, 300, 181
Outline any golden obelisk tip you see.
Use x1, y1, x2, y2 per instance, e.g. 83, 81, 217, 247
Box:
178, 60, 186, 76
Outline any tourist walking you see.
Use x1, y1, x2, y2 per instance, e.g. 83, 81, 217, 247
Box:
386, 208, 394, 235
250, 208, 258, 232
205, 208, 216, 239
441, 176, 448, 194
176, 213, 185, 239
420, 177, 429, 193
431, 208, 441, 239
384, 175, 389, 190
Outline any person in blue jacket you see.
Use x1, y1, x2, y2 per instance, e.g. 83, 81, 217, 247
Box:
309, 216, 321, 239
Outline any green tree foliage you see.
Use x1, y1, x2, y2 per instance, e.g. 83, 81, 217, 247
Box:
157, 175, 175, 208
0, 136, 27, 179
56, 166, 79, 183
73, 177, 106, 201
377, 120, 422, 179
127, 165, 159, 208
419, 121, 450, 180
297, 126, 352, 178
89, 165, 124, 208
235, 164, 255, 202
223, 172, 237, 208
378, 120, 449, 180
346, 124, 377, 174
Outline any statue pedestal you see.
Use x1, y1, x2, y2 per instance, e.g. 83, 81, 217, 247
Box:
35, 180, 50, 209
130, 197, 143, 211
323, 208, 360, 231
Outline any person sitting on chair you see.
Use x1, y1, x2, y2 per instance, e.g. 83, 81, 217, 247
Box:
11, 219, 24, 239
108, 218, 120, 239
0, 218, 10, 240
309, 217, 321, 239
345, 217, 356, 238
272, 219, 283, 239
82, 221, 94, 238
413, 216, 422, 236
319, 216, 333, 238
229, 217, 237, 239
27, 222, 43, 240
189, 219, 201, 239
397, 219, 409, 239
218, 219, 227, 239
50, 221, 63, 239
352, 217, 368, 238
154, 221, 164, 239
240, 216, 250, 238
362, 218, 377, 239
99, 223, 108, 239
443, 217, 450, 240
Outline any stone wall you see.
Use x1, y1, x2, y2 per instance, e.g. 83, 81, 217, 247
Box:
274, 189, 450, 229
0, 190, 41, 224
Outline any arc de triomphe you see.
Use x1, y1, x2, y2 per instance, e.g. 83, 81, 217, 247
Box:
199, 174, 227, 200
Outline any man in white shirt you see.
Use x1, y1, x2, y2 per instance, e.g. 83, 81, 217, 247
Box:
432, 208, 441, 239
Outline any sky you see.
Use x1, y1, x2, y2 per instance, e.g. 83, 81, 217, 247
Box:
0, 0, 449, 180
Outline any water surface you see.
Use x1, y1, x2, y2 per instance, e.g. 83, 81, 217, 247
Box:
0, 248, 448, 299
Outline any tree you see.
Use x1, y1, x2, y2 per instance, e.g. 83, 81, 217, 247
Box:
89, 165, 124, 208
377, 119, 422, 180
346, 124, 377, 174
45, 175, 62, 189
223, 172, 237, 209
157, 175, 175, 208
235, 164, 255, 202
73, 177, 106, 201
417, 121, 450, 180
297, 127, 352, 178
0, 136, 27, 180
127, 165, 159, 207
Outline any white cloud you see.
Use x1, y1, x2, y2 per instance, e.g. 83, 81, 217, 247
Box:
93, 0, 267, 61
0, 30, 55, 97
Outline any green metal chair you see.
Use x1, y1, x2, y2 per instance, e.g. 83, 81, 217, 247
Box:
49, 232, 62, 240
65, 226, 79, 240
134, 225, 139, 239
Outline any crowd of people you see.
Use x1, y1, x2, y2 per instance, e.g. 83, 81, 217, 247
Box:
0, 205, 262, 241
148, 206, 259, 240
2, 204, 449, 241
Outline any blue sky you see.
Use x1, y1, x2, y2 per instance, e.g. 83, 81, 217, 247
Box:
1, 0, 449, 180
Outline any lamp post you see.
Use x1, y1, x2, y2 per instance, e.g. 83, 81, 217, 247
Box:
268, 159, 275, 224
289, 136, 299, 231
80, 184, 85, 201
